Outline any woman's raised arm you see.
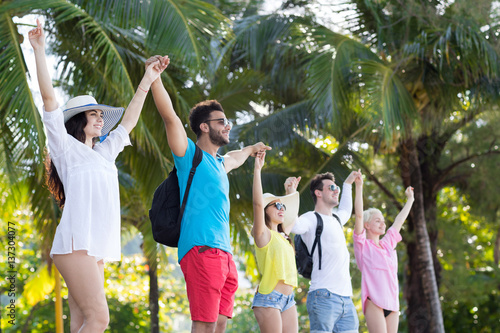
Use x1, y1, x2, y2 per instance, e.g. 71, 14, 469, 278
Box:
28, 19, 58, 112
252, 151, 271, 248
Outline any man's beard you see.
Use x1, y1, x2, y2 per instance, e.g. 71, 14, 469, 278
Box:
325, 196, 339, 208
209, 126, 229, 147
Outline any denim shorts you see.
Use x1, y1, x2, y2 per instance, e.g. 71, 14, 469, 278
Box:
252, 290, 296, 312
307, 289, 359, 333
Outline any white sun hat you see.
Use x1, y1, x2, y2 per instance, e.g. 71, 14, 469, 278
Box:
262, 191, 300, 228
63, 95, 124, 136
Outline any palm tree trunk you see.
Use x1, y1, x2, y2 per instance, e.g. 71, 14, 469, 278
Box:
495, 225, 500, 265
148, 256, 159, 333
400, 138, 444, 333
53, 264, 64, 333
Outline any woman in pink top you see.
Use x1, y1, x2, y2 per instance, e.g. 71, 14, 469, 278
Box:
353, 172, 414, 333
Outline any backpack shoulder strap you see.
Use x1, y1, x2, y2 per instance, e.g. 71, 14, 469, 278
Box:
192, 145, 203, 168
332, 213, 341, 227
311, 212, 324, 270
178, 145, 204, 223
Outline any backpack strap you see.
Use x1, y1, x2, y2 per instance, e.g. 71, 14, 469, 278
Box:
332, 213, 341, 227
310, 213, 341, 271
177, 145, 203, 224
311, 212, 324, 270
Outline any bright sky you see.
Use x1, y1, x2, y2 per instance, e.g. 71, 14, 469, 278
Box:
262, 0, 353, 33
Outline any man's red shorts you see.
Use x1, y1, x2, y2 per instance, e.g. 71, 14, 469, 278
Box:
180, 246, 238, 322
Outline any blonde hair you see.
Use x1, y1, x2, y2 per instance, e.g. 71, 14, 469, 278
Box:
363, 208, 383, 225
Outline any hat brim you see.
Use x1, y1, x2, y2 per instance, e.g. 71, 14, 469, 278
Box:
262, 191, 299, 228
63, 103, 124, 136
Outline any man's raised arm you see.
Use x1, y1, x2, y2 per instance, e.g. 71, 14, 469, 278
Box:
223, 142, 271, 173
147, 55, 188, 157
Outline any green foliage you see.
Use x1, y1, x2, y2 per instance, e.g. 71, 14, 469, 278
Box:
0, 206, 46, 332
226, 291, 260, 332
22, 263, 55, 307
437, 187, 500, 331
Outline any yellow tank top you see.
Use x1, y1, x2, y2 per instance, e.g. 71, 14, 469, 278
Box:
255, 230, 298, 294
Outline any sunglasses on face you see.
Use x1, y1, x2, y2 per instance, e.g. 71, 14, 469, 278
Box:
204, 118, 233, 128
326, 184, 341, 193
266, 202, 286, 211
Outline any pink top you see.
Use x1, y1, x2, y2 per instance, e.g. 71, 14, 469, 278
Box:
353, 227, 402, 313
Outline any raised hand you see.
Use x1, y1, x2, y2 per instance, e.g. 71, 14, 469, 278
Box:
393, 185, 415, 232
250, 142, 272, 157
28, 19, 45, 51
254, 151, 266, 171
284, 176, 301, 194
144, 55, 169, 86
354, 169, 363, 186
405, 186, 414, 201
144, 56, 169, 85
146, 55, 169, 69
345, 169, 362, 185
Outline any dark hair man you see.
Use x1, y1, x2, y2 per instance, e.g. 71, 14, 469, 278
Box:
291, 170, 361, 333
147, 56, 270, 333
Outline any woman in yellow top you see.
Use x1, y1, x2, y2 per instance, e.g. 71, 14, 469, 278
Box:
252, 151, 301, 332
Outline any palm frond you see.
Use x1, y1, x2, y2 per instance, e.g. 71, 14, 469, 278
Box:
404, 23, 499, 86
230, 100, 315, 146
354, 59, 417, 142
70, 0, 145, 29
230, 14, 312, 104
48, 4, 135, 101
306, 27, 381, 136
205, 66, 272, 120
0, 13, 45, 182
232, 14, 296, 70
145, 0, 230, 70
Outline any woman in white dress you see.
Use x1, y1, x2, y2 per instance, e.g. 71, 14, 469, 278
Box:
29, 19, 168, 332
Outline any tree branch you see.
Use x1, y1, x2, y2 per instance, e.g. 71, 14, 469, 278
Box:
439, 106, 483, 145
437, 148, 500, 190
359, 163, 403, 211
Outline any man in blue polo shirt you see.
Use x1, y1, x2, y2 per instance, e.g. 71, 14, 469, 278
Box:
148, 55, 270, 333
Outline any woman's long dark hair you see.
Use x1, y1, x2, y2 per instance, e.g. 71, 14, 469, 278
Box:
264, 205, 293, 246
45, 112, 87, 207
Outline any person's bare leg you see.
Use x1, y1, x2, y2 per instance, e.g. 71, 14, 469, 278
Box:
253, 307, 282, 333
53, 251, 109, 333
386, 311, 399, 333
365, 299, 388, 333
192, 321, 217, 333
215, 314, 228, 333
281, 305, 298, 333
67, 292, 84, 332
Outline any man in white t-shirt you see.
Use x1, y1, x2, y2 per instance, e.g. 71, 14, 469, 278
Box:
291, 171, 360, 333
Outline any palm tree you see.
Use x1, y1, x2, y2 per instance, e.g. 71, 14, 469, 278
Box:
325, 2, 500, 332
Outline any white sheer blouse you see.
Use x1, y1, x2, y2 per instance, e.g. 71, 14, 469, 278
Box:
43, 107, 130, 262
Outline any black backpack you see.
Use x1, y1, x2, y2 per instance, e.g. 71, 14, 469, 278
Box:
149, 145, 203, 247
295, 212, 341, 279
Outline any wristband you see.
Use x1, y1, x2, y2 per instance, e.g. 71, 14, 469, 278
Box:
138, 85, 149, 93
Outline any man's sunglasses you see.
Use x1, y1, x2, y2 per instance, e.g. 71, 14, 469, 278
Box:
326, 184, 341, 193
204, 118, 233, 128
266, 202, 286, 211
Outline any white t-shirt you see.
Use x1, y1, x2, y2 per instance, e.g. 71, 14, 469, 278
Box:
292, 183, 353, 296
43, 107, 130, 262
